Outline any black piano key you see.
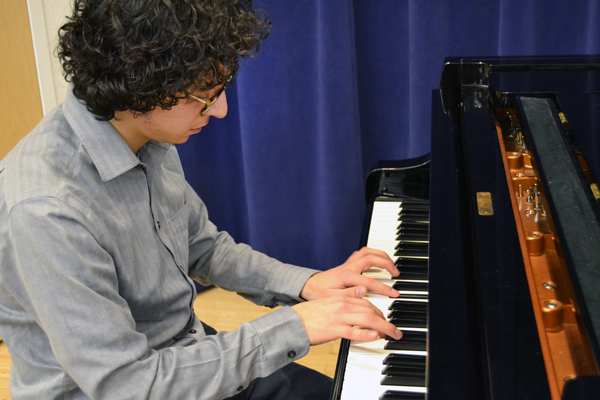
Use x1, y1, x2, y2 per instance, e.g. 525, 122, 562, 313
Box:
394, 247, 428, 258
395, 232, 429, 242
398, 213, 429, 221
389, 307, 427, 327
395, 235, 428, 243
396, 265, 428, 274
400, 204, 429, 211
394, 249, 428, 258
395, 259, 429, 280
384, 339, 427, 352
398, 212, 429, 222
389, 316, 427, 328
399, 202, 429, 211
397, 271, 428, 280
394, 252, 428, 259
399, 199, 429, 209
396, 258, 428, 268
395, 242, 428, 250
387, 309, 427, 320
387, 303, 427, 312
397, 227, 428, 233
393, 280, 428, 297
383, 353, 427, 368
397, 224, 429, 233
392, 281, 428, 292
395, 242, 428, 252
398, 292, 428, 299
384, 331, 427, 351
399, 208, 429, 217
388, 314, 427, 327
396, 221, 429, 231
379, 391, 426, 400
389, 300, 428, 312
381, 373, 426, 387
381, 365, 426, 381
401, 214, 428, 220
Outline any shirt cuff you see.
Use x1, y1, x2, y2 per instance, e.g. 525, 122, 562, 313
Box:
269, 265, 320, 306
248, 306, 310, 373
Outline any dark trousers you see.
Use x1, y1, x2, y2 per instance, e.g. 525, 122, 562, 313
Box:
201, 322, 333, 400
223, 362, 333, 400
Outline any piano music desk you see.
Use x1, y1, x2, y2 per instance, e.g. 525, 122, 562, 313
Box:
0, 286, 340, 400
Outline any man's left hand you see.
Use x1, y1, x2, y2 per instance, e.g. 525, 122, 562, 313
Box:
300, 247, 400, 301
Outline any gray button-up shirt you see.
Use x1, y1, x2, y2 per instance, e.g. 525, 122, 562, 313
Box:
0, 90, 316, 399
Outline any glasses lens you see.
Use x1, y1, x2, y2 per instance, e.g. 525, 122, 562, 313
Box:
199, 89, 225, 116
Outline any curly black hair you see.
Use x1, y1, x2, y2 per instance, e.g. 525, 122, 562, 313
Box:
57, 0, 271, 121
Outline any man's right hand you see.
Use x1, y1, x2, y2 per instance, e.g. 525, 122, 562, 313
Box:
291, 296, 403, 346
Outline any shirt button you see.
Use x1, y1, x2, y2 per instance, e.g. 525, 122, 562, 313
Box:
287, 349, 297, 358
189, 329, 197, 334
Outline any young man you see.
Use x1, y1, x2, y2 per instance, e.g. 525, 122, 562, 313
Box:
0, 1, 402, 398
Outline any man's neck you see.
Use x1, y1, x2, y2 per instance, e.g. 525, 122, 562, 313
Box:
109, 111, 148, 154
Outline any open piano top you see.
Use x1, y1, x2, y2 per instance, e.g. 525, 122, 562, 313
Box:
330, 56, 600, 400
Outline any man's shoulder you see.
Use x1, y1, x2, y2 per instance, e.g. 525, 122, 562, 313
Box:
2, 107, 88, 210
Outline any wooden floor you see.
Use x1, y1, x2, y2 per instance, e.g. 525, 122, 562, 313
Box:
0, 340, 8, 400
0, 287, 340, 399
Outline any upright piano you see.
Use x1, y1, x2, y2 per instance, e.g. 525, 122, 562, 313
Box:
330, 56, 600, 400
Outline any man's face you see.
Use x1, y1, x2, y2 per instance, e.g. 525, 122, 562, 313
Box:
139, 86, 229, 145
111, 85, 229, 153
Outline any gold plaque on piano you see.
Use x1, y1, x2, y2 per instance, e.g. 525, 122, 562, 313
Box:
476, 192, 494, 216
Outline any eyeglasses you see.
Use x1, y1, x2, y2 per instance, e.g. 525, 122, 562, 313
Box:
188, 77, 232, 116
189, 88, 225, 116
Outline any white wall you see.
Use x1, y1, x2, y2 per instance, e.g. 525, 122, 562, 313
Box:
27, 0, 72, 114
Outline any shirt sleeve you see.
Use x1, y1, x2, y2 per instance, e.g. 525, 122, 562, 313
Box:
5, 197, 311, 400
185, 184, 320, 307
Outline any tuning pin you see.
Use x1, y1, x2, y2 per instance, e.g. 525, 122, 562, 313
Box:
527, 187, 535, 204
534, 193, 542, 211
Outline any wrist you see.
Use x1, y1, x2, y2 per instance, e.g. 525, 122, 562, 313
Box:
299, 272, 321, 301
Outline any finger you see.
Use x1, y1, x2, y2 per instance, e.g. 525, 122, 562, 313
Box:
345, 247, 393, 267
341, 311, 402, 340
354, 247, 391, 260
339, 296, 381, 309
339, 273, 399, 298
340, 299, 389, 322
337, 297, 387, 320
361, 276, 400, 297
350, 253, 398, 277
346, 327, 380, 341
337, 285, 368, 298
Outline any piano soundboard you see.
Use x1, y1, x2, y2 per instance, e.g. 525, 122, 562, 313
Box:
336, 199, 429, 400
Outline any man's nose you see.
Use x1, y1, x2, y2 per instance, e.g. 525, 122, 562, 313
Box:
207, 91, 228, 119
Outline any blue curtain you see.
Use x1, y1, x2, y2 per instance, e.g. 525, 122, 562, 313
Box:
178, 0, 600, 272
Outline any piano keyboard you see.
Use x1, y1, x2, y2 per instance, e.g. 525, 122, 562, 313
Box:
338, 199, 429, 400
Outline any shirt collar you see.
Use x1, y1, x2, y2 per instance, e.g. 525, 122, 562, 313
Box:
63, 89, 172, 181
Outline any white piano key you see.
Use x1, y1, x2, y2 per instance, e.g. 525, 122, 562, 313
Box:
363, 267, 394, 280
